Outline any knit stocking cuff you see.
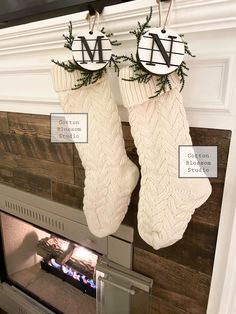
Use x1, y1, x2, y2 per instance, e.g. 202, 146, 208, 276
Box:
51, 62, 106, 92
119, 66, 180, 108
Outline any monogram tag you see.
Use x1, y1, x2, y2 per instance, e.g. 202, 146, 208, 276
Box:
138, 27, 185, 75
72, 30, 112, 71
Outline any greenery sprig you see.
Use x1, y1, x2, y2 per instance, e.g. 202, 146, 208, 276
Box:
130, 7, 152, 44
120, 7, 195, 98
63, 21, 74, 50
51, 59, 79, 72
52, 21, 121, 89
73, 68, 104, 89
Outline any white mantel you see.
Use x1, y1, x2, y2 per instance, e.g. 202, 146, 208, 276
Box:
0, 0, 236, 129
0, 1, 236, 314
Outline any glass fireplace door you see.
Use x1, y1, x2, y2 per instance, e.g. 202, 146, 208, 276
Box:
0, 212, 98, 314
0, 211, 153, 314
96, 258, 153, 314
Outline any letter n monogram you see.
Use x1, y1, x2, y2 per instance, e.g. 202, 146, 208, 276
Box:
147, 34, 177, 67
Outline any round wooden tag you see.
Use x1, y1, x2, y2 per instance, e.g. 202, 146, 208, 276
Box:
72, 30, 112, 71
138, 27, 185, 75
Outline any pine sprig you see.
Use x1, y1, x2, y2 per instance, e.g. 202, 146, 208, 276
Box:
130, 7, 152, 44
122, 8, 195, 98
63, 21, 74, 51
101, 27, 121, 46
150, 75, 172, 98
180, 34, 196, 58
51, 59, 79, 72
177, 61, 189, 92
52, 22, 122, 90
184, 42, 196, 58
73, 68, 105, 89
51, 59, 106, 90
108, 54, 121, 75
129, 71, 153, 84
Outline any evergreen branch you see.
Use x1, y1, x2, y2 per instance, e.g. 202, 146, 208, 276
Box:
101, 28, 121, 46
73, 68, 106, 89
63, 21, 74, 51
108, 54, 121, 75
51, 59, 79, 72
148, 75, 170, 98
115, 54, 137, 65
121, 13, 196, 97
117, 55, 152, 84
51, 59, 105, 89
180, 34, 196, 58
52, 22, 121, 88
128, 71, 152, 84
130, 7, 152, 44
184, 43, 196, 58
177, 61, 188, 92
101, 28, 122, 75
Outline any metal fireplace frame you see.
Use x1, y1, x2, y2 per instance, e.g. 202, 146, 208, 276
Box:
0, 182, 135, 313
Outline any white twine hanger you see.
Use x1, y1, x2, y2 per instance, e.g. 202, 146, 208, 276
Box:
86, 11, 100, 34
156, 0, 175, 31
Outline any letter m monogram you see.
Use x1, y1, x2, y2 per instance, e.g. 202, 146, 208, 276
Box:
147, 33, 177, 67
77, 36, 106, 64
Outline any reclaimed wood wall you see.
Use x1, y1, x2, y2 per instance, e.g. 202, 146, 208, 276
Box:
0, 112, 231, 314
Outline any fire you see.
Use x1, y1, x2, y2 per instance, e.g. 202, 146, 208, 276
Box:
38, 236, 98, 297
47, 237, 69, 251
47, 258, 97, 291
72, 246, 98, 267
46, 237, 97, 267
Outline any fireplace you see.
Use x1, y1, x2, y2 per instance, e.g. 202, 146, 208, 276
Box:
38, 236, 98, 298
1, 213, 97, 312
0, 183, 153, 314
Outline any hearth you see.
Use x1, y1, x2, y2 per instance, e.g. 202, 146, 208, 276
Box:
0, 183, 153, 314
38, 236, 98, 298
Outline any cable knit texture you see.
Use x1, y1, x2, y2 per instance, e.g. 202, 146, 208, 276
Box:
51, 64, 139, 238
119, 66, 212, 250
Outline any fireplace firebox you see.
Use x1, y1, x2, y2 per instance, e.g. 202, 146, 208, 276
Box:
0, 183, 153, 314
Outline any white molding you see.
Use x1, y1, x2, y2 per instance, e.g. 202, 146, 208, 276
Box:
220, 210, 236, 314
183, 54, 235, 113
207, 130, 236, 314
0, 1, 235, 129
0, 96, 57, 104
0, 0, 236, 55
0, 101, 60, 116
0, 66, 50, 74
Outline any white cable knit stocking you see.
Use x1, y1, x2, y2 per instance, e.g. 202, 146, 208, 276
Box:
119, 66, 212, 250
51, 65, 139, 238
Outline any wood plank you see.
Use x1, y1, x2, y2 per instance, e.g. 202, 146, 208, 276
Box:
192, 182, 224, 227
7, 112, 51, 138
157, 221, 217, 275
0, 112, 9, 132
51, 181, 84, 209
150, 294, 197, 314
134, 218, 217, 275
0, 166, 51, 199
0, 131, 73, 165
0, 151, 74, 184
0, 116, 231, 314
190, 128, 231, 184
73, 145, 85, 188
133, 247, 210, 314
